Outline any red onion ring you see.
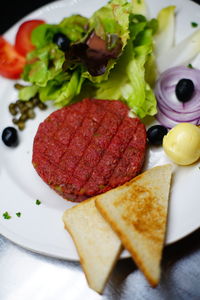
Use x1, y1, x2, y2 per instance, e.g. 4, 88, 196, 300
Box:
155, 66, 200, 128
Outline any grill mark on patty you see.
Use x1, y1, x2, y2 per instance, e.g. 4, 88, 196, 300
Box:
81, 117, 139, 196
59, 105, 108, 185
67, 110, 126, 193
39, 99, 110, 185
41, 101, 91, 163
38, 99, 127, 164
33, 99, 146, 202
33, 152, 68, 187
109, 122, 146, 187
51, 100, 100, 173
55, 100, 91, 144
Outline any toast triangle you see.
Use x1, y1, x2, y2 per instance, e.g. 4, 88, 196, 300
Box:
62, 198, 122, 294
96, 164, 172, 287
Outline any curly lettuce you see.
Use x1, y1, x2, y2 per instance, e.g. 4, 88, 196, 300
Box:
94, 14, 158, 118
19, 0, 158, 117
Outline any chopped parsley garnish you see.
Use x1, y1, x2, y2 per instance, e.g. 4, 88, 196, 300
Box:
16, 212, 21, 217
188, 63, 193, 69
191, 22, 198, 28
3, 211, 11, 219
36, 199, 41, 205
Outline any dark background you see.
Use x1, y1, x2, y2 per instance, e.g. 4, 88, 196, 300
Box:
0, 0, 200, 34
0, 0, 55, 34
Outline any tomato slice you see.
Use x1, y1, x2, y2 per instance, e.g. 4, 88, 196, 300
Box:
0, 36, 26, 79
15, 19, 45, 56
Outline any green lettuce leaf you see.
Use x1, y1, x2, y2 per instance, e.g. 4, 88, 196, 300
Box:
19, 85, 39, 101
125, 44, 157, 118
82, 0, 132, 83
31, 24, 60, 48
38, 72, 70, 102
31, 15, 88, 49
53, 69, 85, 107
19, 0, 158, 117
59, 15, 88, 42
89, 0, 131, 45
154, 6, 176, 57
131, 0, 148, 17
21, 44, 65, 87
94, 15, 157, 118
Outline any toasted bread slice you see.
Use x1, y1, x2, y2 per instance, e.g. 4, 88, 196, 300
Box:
96, 164, 172, 287
62, 198, 122, 294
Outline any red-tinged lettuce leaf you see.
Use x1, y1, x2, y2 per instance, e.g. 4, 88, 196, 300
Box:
63, 0, 131, 83
67, 31, 122, 77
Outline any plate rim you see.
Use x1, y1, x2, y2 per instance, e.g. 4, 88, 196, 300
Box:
0, 0, 200, 261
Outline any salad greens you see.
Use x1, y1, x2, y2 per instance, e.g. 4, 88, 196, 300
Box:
155, 5, 200, 74
154, 6, 176, 57
157, 28, 200, 73
19, 0, 158, 119
131, 0, 147, 17
94, 14, 158, 118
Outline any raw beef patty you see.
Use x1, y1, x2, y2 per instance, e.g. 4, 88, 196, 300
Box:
32, 98, 146, 202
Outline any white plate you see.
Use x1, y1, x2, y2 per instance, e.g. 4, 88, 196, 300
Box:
0, 0, 200, 260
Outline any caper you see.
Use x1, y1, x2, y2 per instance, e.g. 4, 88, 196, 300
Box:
31, 97, 40, 107
38, 102, 47, 110
9, 103, 18, 116
12, 118, 19, 125
19, 114, 28, 122
16, 100, 22, 105
27, 109, 36, 119
16, 100, 25, 110
14, 83, 24, 90
26, 101, 34, 109
18, 121, 25, 131
19, 105, 28, 114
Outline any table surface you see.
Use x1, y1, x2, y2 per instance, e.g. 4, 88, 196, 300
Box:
1, 1, 200, 299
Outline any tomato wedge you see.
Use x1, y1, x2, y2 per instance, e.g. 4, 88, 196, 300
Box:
0, 36, 26, 79
15, 19, 45, 56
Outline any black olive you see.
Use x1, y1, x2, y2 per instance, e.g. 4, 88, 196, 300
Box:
147, 125, 168, 146
175, 78, 195, 102
2, 127, 19, 147
53, 32, 70, 51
